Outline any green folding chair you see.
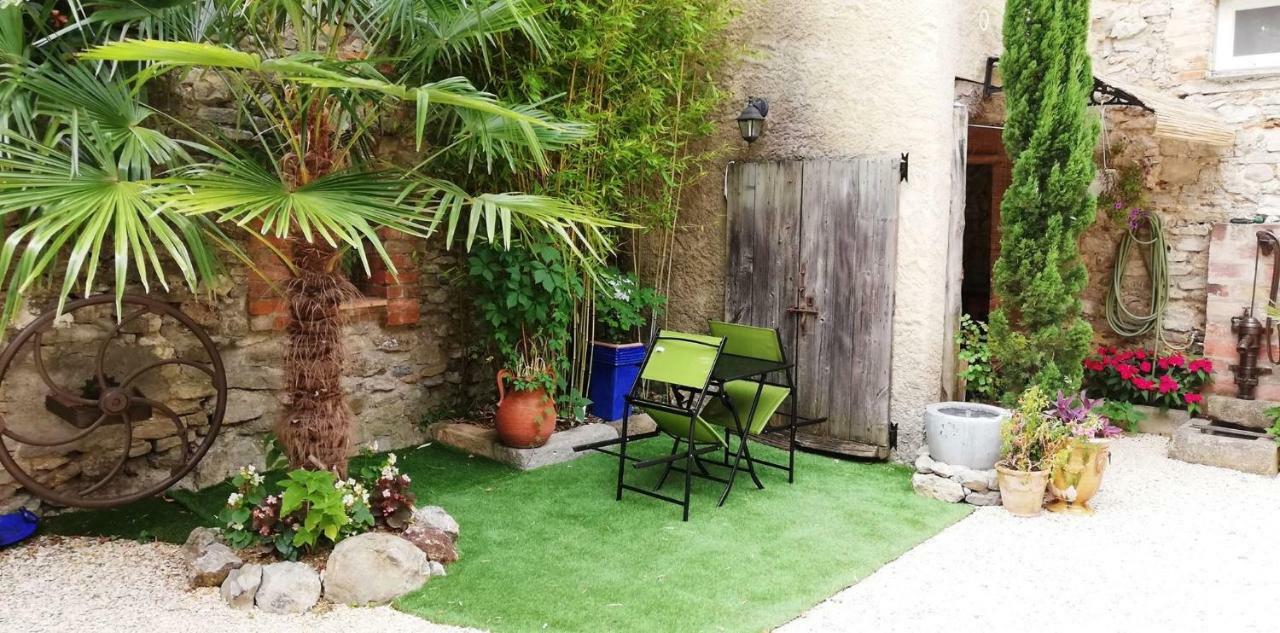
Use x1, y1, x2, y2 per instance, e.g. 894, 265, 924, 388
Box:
573, 330, 744, 520
705, 321, 806, 483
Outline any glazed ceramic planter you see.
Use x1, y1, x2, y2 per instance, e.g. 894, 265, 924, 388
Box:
1047, 439, 1111, 515
494, 369, 557, 449
587, 341, 645, 422
995, 466, 1050, 517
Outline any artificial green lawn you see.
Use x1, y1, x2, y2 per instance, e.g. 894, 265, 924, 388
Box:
43, 441, 970, 633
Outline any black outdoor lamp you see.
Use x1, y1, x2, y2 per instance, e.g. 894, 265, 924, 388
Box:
736, 97, 768, 144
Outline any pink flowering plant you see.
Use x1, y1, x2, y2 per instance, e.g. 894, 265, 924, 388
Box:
1082, 346, 1212, 415
1051, 391, 1123, 439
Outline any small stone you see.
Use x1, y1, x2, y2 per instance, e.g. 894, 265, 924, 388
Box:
428, 561, 447, 577
182, 527, 225, 562
952, 466, 989, 492
911, 473, 965, 503
189, 542, 242, 588
411, 505, 459, 542
256, 562, 321, 615
965, 490, 1002, 506
929, 460, 955, 478
401, 525, 460, 563
986, 469, 1000, 491
220, 563, 262, 610
323, 533, 430, 606
913, 454, 935, 475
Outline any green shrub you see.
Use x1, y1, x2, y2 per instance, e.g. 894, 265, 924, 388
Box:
988, 0, 1099, 400
594, 268, 665, 343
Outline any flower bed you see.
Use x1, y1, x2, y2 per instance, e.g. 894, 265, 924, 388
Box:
1083, 347, 1212, 416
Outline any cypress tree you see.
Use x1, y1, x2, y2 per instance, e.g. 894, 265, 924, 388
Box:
989, 0, 1099, 398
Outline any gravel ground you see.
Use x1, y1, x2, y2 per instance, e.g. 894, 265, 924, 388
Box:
778, 434, 1280, 633
0, 536, 478, 633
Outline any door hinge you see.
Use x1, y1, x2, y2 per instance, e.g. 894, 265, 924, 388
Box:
899, 153, 909, 182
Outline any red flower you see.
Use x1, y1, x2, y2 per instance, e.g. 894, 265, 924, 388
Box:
1184, 393, 1204, 404
1140, 361, 1151, 372
1117, 364, 1138, 380
1116, 350, 1134, 362
1084, 360, 1105, 372
1158, 353, 1186, 370
1135, 350, 1147, 360
1132, 377, 1156, 391
1189, 358, 1213, 373
1158, 374, 1180, 394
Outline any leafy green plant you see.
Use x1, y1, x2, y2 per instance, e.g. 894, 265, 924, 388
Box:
594, 268, 665, 343
1097, 144, 1148, 222
999, 386, 1074, 472
1097, 400, 1145, 433
955, 314, 996, 403
467, 237, 584, 397
1266, 406, 1280, 444
988, 0, 1099, 399
278, 469, 359, 549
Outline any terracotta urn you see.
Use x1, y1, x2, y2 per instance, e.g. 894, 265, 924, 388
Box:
995, 466, 1050, 517
1047, 439, 1111, 515
494, 369, 557, 449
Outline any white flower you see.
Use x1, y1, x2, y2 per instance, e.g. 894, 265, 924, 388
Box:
250, 473, 265, 486
382, 489, 392, 498
265, 495, 278, 504
401, 474, 411, 483
387, 453, 397, 466
380, 465, 397, 479
342, 493, 355, 507
227, 492, 243, 507
230, 522, 244, 531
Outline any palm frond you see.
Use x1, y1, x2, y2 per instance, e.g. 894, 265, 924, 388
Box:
380, 0, 548, 75
417, 178, 630, 268
159, 150, 435, 275
0, 134, 225, 327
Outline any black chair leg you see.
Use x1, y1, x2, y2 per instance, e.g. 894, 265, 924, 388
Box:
616, 409, 630, 500
654, 437, 680, 490
739, 431, 765, 490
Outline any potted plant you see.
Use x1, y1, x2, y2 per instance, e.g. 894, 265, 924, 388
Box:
1046, 391, 1123, 515
996, 387, 1073, 517
495, 337, 558, 449
588, 270, 665, 421
1081, 346, 1212, 435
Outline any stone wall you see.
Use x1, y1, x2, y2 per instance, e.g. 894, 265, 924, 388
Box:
1084, 0, 1280, 349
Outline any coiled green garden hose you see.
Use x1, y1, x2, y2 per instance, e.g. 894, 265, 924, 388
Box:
1105, 212, 1170, 339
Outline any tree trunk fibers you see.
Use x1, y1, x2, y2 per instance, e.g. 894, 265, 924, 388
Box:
277, 238, 358, 474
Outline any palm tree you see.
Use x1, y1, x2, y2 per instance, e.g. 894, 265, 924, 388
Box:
0, 0, 624, 473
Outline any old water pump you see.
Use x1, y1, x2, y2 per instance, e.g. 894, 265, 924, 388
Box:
1232, 230, 1280, 399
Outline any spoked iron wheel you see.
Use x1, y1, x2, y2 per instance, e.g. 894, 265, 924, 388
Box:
0, 295, 227, 508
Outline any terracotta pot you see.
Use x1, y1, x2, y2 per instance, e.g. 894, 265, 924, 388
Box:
494, 369, 557, 449
1047, 439, 1111, 515
995, 466, 1050, 517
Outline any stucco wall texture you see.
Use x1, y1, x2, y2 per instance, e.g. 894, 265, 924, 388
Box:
667, 0, 1004, 459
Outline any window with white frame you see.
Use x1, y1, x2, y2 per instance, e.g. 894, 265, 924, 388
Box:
1216, 0, 1280, 72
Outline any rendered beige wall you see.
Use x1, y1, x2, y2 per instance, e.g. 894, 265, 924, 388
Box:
665, 0, 1004, 459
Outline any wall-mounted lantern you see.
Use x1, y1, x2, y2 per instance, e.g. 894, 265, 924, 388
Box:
736, 97, 768, 144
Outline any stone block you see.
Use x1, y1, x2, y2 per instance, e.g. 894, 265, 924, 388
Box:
432, 422, 619, 471
1205, 395, 1279, 430
606, 413, 658, 438
1169, 421, 1278, 477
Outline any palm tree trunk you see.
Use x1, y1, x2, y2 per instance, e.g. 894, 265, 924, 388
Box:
277, 238, 357, 474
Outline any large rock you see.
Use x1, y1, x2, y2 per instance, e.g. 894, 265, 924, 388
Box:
323, 533, 430, 606
189, 542, 243, 588
951, 466, 990, 492
1204, 395, 1278, 431
220, 563, 262, 610
401, 526, 459, 563
181, 527, 224, 562
1170, 420, 1278, 477
432, 422, 618, 471
911, 473, 965, 503
411, 506, 459, 542
965, 490, 1002, 506
256, 562, 321, 614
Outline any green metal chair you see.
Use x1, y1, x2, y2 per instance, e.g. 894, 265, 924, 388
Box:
574, 330, 746, 520
704, 321, 804, 483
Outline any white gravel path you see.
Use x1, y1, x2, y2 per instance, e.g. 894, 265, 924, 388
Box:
778, 434, 1280, 633
0, 536, 479, 633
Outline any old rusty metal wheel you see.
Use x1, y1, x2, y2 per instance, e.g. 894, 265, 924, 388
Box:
0, 294, 227, 508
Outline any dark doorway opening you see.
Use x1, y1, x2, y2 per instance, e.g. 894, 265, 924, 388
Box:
963, 164, 993, 322
962, 125, 1010, 324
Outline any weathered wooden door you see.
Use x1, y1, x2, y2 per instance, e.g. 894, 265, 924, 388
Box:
725, 158, 899, 458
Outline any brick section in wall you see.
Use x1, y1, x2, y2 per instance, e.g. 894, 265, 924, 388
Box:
356, 228, 421, 327
245, 234, 292, 332
1203, 222, 1280, 400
